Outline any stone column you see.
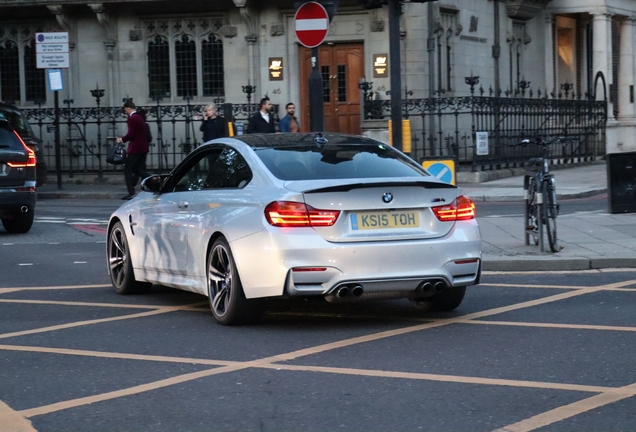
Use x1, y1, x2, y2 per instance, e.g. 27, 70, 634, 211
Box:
47, 5, 75, 101
618, 17, 635, 118
592, 13, 612, 98
89, 3, 117, 106
238, 4, 259, 95
544, 15, 554, 93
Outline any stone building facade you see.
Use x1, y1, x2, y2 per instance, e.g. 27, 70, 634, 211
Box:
0, 0, 632, 153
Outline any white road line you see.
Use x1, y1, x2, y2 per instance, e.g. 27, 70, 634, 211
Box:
18, 263, 33, 266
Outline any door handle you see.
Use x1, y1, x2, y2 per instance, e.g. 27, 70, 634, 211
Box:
177, 201, 189, 209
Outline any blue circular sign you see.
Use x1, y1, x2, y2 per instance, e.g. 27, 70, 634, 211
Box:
426, 162, 454, 184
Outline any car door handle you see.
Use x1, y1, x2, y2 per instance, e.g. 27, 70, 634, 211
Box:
177, 201, 189, 209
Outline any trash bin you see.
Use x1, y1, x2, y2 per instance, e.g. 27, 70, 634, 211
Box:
607, 152, 636, 213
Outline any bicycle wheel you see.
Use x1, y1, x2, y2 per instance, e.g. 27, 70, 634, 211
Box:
525, 176, 539, 245
542, 178, 559, 252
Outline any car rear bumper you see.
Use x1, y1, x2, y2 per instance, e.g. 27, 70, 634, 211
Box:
231, 221, 482, 299
0, 190, 36, 217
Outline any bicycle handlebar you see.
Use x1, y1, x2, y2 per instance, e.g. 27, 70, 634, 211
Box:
515, 136, 579, 147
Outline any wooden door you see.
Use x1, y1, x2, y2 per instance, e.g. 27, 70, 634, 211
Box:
299, 43, 364, 134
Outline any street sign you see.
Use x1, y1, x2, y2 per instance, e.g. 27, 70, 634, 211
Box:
37, 54, 69, 69
36, 32, 69, 69
476, 131, 489, 156
294, 2, 329, 48
422, 159, 456, 185
36, 32, 69, 43
36, 43, 69, 53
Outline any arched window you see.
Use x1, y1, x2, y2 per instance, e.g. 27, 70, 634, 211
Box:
202, 33, 224, 97
24, 42, 45, 102
145, 19, 226, 101
148, 35, 170, 99
175, 35, 197, 97
0, 40, 20, 103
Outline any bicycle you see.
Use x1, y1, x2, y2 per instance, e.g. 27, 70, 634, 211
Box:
520, 136, 574, 253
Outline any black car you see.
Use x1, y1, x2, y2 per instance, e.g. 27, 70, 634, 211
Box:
0, 103, 47, 187
0, 113, 36, 233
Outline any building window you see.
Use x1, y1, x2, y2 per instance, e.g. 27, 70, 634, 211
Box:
175, 35, 197, 98
0, 40, 20, 103
145, 18, 225, 101
148, 35, 171, 99
24, 43, 45, 102
0, 27, 47, 105
202, 34, 224, 97
337, 65, 347, 102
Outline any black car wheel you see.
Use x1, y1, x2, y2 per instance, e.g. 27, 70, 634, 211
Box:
410, 286, 466, 312
108, 221, 151, 294
207, 237, 264, 325
2, 209, 34, 234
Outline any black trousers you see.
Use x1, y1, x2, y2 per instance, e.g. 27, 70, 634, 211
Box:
124, 153, 149, 195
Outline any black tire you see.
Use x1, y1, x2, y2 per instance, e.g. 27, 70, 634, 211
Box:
207, 237, 264, 325
410, 286, 466, 312
543, 179, 559, 252
2, 209, 34, 234
107, 221, 151, 295
525, 176, 539, 245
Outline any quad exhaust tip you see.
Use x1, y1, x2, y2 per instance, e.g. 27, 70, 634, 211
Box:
417, 279, 447, 295
334, 284, 364, 298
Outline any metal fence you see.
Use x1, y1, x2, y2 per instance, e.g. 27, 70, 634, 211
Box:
363, 77, 608, 171
23, 101, 279, 177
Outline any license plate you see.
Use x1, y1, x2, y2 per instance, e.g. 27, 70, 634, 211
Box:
350, 211, 420, 230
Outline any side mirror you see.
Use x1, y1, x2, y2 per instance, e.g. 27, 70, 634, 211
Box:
141, 174, 167, 193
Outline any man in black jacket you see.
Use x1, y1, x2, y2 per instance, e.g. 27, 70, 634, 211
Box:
246, 98, 276, 134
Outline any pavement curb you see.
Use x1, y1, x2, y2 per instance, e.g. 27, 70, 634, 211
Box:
483, 258, 636, 272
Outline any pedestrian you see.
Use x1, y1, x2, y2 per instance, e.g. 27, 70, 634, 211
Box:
116, 101, 149, 200
279, 102, 300, 133
246, 97, 276, 134
200, 103, 229, 142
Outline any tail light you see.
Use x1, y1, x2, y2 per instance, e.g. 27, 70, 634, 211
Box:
265, 201, 340, 227
6, 131, 36, 168
432, 195, 476, 221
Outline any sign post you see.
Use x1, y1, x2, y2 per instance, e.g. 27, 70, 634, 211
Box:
36, 32, 69, 190
295, 2, 330, 132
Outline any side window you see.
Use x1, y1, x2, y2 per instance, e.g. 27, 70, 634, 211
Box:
173, 148, 223, 192
204, 147, 252, 189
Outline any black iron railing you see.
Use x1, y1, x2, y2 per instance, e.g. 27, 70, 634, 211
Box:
23, 101, 279, 177
362, 78, 608, 171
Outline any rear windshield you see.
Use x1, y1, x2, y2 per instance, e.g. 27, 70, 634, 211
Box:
0, 123, 23, 150
0, 108, 34, 137
254, 143, 428, 181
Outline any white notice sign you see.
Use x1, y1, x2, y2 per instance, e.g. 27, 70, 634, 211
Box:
36, 32, 69, 44
37, 54, 69, 69
36, 32, 69, 69
36, 43, 69, 53
47, 69, 64, 91
476, 132, 489, 156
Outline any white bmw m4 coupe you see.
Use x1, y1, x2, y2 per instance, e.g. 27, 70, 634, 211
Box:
107, 133, 481, 325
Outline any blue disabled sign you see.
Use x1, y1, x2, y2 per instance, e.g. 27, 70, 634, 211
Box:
422, 159, 456, 185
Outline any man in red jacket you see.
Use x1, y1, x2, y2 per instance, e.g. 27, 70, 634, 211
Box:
116, 101, 149, 200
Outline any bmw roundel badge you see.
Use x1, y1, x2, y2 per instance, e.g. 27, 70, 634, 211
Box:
382, 192, 393, 203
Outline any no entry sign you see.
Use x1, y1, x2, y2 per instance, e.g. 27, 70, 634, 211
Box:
294, 2, 329, 48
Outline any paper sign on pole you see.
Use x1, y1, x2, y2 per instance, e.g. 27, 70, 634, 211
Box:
47, 69, 64, 91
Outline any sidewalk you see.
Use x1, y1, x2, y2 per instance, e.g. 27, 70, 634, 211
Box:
36, 162, 636, 272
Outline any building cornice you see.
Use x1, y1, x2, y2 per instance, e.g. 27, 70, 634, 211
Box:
505, 0, 553, 21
